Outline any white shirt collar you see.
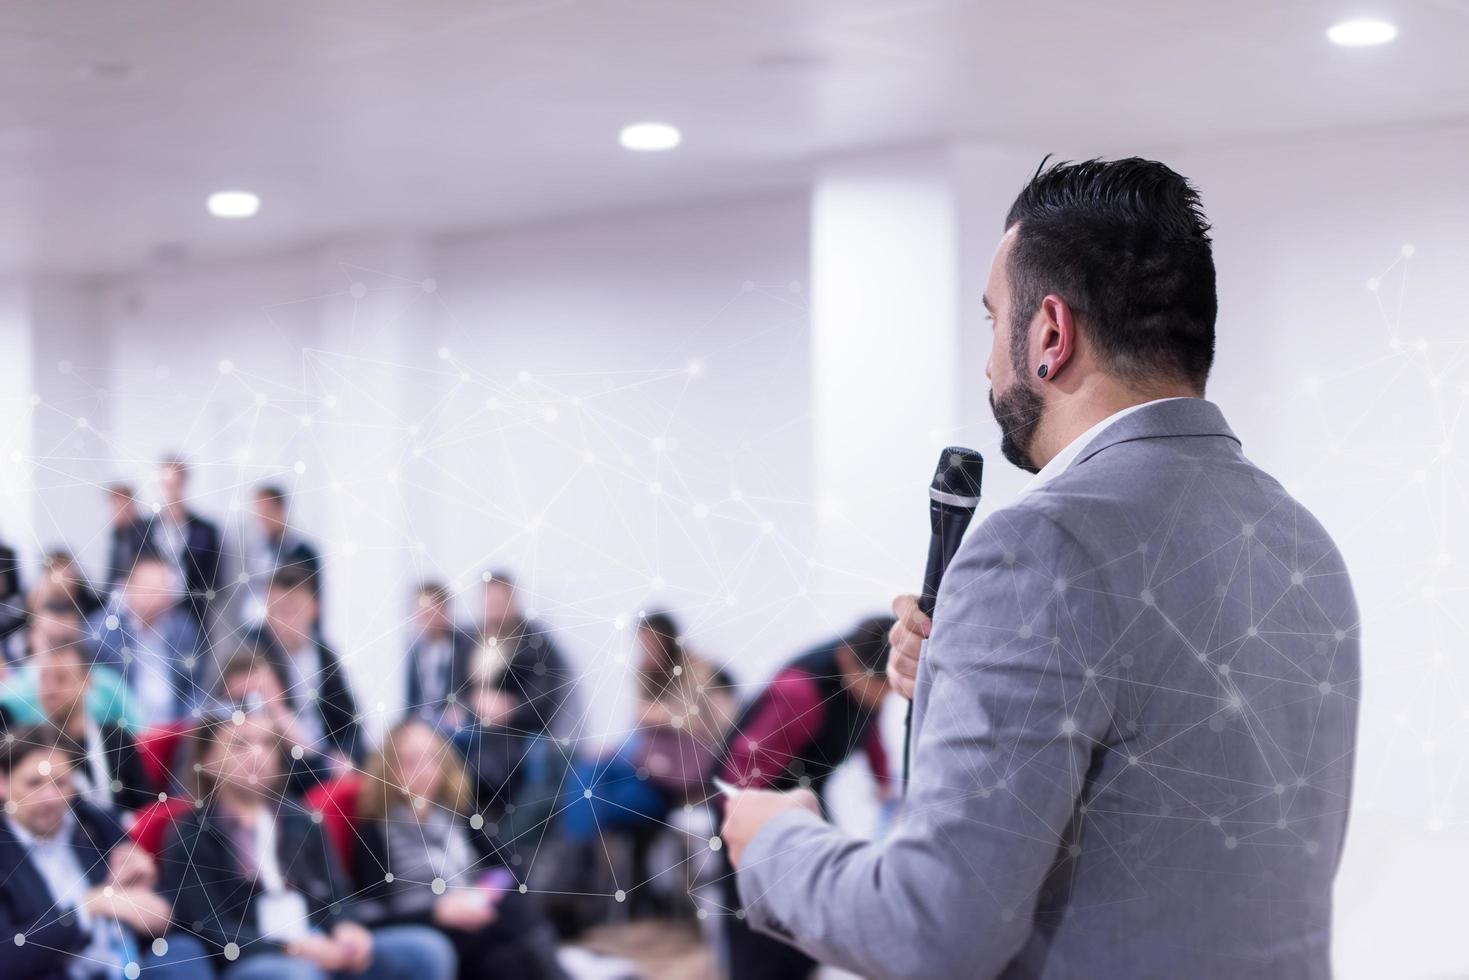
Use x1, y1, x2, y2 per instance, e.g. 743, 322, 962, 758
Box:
6, 806, 76, 847
1022, 397, 1193, 495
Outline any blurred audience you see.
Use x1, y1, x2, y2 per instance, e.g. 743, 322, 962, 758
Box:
353, 720, 563, 979
714, 614, 896, 980
0, 461, 904, 980
113, 457, 222, 628
160, 714, 455, 980
88, 556, 205, 725
0, 725, 210, 980
479, 572, 577, 740
249, 565, 362, 766
36, 643, 154, 817
561, 611, 734, 844
224, 484, 322, 628
404, 582, 477, 731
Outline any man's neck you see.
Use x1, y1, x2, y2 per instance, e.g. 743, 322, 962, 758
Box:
57, 712, 88, 741
1030, 380, 1198, 471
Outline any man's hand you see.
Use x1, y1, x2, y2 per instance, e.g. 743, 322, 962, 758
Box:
720, 788, 821, 870
331, 921, 374, 974
887, 594, 932, 700
434, 888, 497, 931
287, 933, 351, 972
108, 841, 157, 889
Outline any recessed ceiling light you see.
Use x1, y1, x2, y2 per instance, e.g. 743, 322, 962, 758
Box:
619, 122, 682, 152
207, 190, 260, 218
1327, 18, 1397, 47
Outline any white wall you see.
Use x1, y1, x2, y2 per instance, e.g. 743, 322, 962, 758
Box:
55, 196, 815, 745
1165, 123, 1469, 980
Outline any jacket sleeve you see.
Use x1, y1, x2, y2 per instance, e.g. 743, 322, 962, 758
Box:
0, 865, 90, 980
734, 504, 1117, 980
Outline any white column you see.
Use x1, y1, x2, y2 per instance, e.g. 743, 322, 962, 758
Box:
310, 235, 445, 735
808, 142, 1040, 626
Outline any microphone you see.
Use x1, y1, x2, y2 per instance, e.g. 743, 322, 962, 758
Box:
903, 446, 984, 788
920, 448, 985, 617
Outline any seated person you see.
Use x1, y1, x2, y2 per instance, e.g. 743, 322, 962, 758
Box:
88, 556, 206, 725
712, 614, 897, 980
246, 566, 362, 766
159, 713, 455, 980
0, 724, 210, 980
453, 641, 569, 847
560, 611, 735, 843
353, 720, 562, 980
2, 601, 142, 731
36, 642, 154, 816
403, 583, 477, 731
213, 647, 334, 797
478, 572, 577, 740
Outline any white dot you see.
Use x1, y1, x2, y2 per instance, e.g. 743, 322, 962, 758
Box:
151, 938, 168, 956
583, 788, 593, 799
470, 813, 484, 829
13, 933, 23, 946
1318, 681, 1332, 695
1060, 718, 1077, 735
519, 884, 528, 894
614, 889, 626, 903
37, 760, 51, 776
293, 460, 306, 474
105, 615, 120, 631
431, 878, 446, 895
218, 360, 234, 375
291, 745, 304, 760
224, 943, 240, 961
125, 963, 141, 979
1401, 243, 1415, 258
709, 836, 723, 851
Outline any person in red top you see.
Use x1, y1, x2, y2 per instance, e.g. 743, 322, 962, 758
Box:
715, 615, 895, 979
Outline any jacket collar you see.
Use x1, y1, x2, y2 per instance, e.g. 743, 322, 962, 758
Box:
1072, 396, 1240, 469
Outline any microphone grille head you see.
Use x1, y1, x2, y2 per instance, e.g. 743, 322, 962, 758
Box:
932, 446, 984, 498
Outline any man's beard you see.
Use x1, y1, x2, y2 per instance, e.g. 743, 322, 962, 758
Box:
989, 377, 1045, 474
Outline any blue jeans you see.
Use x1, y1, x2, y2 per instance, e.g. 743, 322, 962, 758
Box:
138, 932, 214, 980
220, 926, 456, 980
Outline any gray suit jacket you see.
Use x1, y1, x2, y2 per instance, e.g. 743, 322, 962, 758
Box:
736, 398, 1360, 979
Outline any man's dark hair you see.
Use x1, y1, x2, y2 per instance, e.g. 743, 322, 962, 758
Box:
1004, 157, 1217, 389
255, 483, 288, 504
0, 725, 67, 776
269, 564, 318, 595
845, 615, 897, 674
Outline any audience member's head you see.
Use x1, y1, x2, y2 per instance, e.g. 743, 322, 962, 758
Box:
216, 646, 288, 712
358, 719, 470, 820
480, 570, 522, 636
0, 726, 75, 837
192, 713, 287, 805
837, 615, 897, 708
36, 643, 93, 735
43, 549, 92, 594
122, 555, 181, 624
106, 482, 138, 527
414, 582, 455, 637
26, 597, 86, 659
157, 454, 190, 510
253, 483, 290, 539
265, 565, 319, 648
636, 610, 685, 697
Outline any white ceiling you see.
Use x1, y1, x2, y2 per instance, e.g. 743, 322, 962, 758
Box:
2, 0, 1467, 276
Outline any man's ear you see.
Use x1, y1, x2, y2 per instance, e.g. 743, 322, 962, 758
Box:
1036, 294, 1078, 380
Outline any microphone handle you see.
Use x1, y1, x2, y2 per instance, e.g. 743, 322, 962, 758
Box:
903, 504, 975, 787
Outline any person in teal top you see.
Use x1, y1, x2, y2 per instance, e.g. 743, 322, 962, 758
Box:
0, 661, 143, 730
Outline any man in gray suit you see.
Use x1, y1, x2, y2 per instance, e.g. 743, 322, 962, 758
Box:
721, 158, 1360, 979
